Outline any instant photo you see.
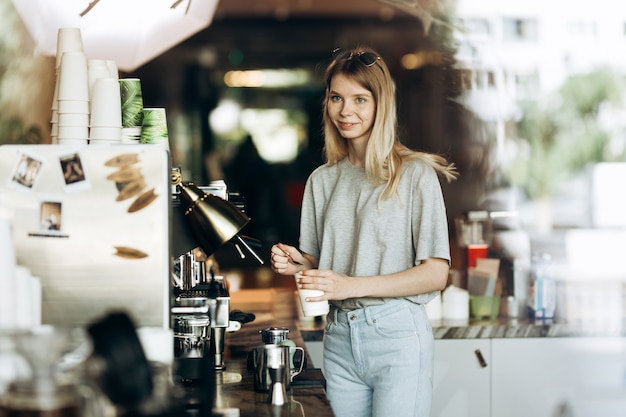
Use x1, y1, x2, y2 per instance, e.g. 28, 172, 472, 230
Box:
9, 151, 44, 191
27, 200, 68, 238
58, 150, 90, 192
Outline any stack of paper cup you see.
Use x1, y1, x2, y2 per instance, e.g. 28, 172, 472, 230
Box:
52, 28, 85, 144
90, 78, 122, 144
140, 108, 169, 149
56, 51, 90, 146
119, 78, 144, 144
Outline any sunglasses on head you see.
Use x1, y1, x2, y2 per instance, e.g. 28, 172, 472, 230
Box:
331, 48, 381, 67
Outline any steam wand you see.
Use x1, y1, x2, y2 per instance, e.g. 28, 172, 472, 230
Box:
232, 235, 264, 265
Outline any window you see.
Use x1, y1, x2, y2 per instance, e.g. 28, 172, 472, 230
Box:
503, 18, 538, 41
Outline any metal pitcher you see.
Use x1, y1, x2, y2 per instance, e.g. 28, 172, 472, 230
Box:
252, 344, 305, 393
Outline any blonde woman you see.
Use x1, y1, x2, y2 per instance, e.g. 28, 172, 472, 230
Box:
271, 46, 457, 417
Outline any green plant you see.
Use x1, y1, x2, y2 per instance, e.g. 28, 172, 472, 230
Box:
507, 67, 624, 199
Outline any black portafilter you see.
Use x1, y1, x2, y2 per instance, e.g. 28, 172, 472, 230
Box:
176, 180, 264, 264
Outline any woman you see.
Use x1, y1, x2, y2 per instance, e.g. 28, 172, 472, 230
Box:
270, 46, 458, 417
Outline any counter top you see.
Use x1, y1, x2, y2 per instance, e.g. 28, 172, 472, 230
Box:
212, 313, 334, 417
298, 317, 626, 341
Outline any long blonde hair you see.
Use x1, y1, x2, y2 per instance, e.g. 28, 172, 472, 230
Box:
322, 46, 458, 200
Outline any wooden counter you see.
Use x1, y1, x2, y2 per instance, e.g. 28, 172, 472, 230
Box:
212, 313, 335, 417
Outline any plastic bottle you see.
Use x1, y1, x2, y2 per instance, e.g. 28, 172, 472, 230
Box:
442, 285, 469, 322
527, 252, 556, 322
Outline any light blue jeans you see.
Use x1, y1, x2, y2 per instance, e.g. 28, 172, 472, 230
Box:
323, 299, 433, 417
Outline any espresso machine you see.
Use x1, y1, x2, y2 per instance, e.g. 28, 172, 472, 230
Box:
170, 170, 262, 381
171, 252, 233, 378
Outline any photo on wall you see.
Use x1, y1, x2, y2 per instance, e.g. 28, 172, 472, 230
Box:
9, 152, 43, 190
58, 151, 90, 192
32, 200, 68, 238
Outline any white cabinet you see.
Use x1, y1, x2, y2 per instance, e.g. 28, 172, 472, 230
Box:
432, 339, 491, 417
311, 334, 626, 417
491, 337, 626, 417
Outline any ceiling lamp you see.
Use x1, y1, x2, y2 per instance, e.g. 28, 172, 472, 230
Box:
11, 0, 219, 72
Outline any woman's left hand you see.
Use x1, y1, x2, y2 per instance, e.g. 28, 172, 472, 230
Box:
297, 269, 354, 301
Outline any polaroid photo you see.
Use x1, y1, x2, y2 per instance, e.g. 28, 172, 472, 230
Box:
29, 199, 68, 238
8, 151, 44, 191
58, 150, 90, 192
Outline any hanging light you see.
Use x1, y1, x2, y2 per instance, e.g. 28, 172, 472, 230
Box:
175, 179, 264, 264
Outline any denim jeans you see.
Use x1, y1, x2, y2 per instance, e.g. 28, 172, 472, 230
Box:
323, 299, 433, 417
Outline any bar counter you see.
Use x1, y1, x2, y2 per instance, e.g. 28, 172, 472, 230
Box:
298, 317, 626, 342
212, 313, 334, 417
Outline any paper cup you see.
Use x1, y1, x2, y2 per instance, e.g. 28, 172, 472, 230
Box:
119, 78, 144, 128
90, 126, 121, 142
51, 71, 60, 111
56, 28, 84, 69
88, 59, 112, 103
295, 272, 329, 317
90, 78, 122, 128
58, 125, 88, 140
57, 138, 88, 146
106, 60, 119, 79
58, 113, 89, 127
58, 100, 89, 114
121, 131, 141, 144
58, 52, 89, 102
140, 108, 169, 149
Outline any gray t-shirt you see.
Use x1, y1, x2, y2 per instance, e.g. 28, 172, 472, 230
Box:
299, 157, 450, 310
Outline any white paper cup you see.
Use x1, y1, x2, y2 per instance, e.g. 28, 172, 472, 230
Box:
57, 138, 88, 146
58, 125, 88, 140
56, 28, 84, 69
295, 272, 329, 317
58, 52, 89, 102
90, 126, 121, 142
58, 113, 89, 127
90, 78, 122, 128
58, 100, 89, 114
88, 59, 112, 103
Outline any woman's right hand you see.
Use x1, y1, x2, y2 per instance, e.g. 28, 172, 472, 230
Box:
270, 243, 306, 275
